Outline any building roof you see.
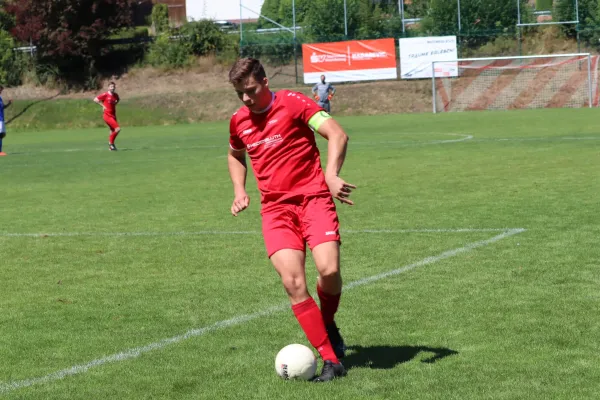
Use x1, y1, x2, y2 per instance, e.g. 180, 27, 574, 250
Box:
225, 18, 259, 24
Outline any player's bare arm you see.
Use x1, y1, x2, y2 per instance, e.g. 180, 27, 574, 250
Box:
4, 99, 11, 109
313, 115, 356, 205
93, 97, 106, 111
228, 146, 250, 216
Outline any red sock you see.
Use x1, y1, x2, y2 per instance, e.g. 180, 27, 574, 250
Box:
292, 298, 339, 363
317, 284, 341, 325
109, 131, 118, 144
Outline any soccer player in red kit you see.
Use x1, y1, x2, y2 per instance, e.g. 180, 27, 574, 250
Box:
94, 82, 121, 151
227, 58, 356, 382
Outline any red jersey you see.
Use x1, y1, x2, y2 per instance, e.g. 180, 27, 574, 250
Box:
229, 90, 329, 206
96, 92, 120, 117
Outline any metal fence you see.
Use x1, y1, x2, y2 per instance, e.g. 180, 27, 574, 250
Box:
231, 0, 595, 85
232, 27, 600, 86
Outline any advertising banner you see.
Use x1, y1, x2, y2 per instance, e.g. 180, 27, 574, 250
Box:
302, 38, 398, 84
399, 36, 458, 79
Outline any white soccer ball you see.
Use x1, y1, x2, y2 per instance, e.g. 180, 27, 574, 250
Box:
275, 344, 318, 380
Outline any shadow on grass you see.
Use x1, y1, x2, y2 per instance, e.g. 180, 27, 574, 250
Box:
344, 345, 459, 370
6, 93, 61, 125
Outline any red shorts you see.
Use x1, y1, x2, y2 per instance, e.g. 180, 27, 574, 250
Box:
103, 115, 120, 131
261, 194, 341, 258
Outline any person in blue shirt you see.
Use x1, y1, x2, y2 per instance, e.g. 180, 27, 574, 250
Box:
0, 86, 13, 156
312, 75, 336, 113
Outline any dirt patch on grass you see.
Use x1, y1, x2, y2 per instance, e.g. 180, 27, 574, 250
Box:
105, 63, 231, 97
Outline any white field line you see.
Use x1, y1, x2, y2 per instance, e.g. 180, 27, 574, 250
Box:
351, 133, 473, 146
0, 230, 263, 238
344, 228, 516, 233
4, 135, 599, 158
6, 144, 223, 155
7, 138, 469, 156
352, 135, 600, 146
7, 132, 472, 155
488, 136, 600, 142
0, 228, 522, 238
345, 228, 525, 289
0, 228, 526, 394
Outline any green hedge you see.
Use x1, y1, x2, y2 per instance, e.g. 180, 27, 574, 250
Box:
241, 33, 302, 66
536, 0, 553, 11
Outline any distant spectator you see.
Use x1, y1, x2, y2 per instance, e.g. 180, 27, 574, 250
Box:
312, 75, 336, 113
0, 86, 13, 156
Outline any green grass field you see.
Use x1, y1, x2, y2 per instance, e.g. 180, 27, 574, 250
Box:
4, 94, 225, 132
1, 109, 599, 399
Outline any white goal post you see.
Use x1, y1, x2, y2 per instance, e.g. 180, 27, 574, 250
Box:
432, 53, 599, 113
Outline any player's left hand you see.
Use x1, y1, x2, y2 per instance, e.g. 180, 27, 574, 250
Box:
326, 175, 356, 205
231, 192, 250, 216
327, 95, 333, 101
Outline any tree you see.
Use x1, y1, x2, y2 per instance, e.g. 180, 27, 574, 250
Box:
355, 0, 386, 39
556, 0, 598, 37
151, 3, 169, 34
277, 0, 310, 27
0, 29, 23, 86
0, 0, 14, 32
404, 0, 429, 19
146, 33, 192, 68
421, 0, 529, 45
7, 0, 134, 83
180, 20, 226, 56
258, 0, 281, 28
420, 0, 458, 36
304, 0, 361, 41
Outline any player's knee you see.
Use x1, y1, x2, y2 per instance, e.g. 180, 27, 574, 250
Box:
281, 274, 307, 297
115, 127, 121, 133
318, 264, 341, 281
313, 242, 341, 278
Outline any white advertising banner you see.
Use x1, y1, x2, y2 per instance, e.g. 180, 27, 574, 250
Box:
399, 36, 458, 79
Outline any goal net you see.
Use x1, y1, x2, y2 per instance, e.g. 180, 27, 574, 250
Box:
432, 54, 599, 113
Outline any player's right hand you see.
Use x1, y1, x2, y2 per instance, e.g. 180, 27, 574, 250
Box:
231, 192, 250, 216
326, 175, 357, 206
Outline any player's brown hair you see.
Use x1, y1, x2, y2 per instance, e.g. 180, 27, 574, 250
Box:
108, 81, 116, 86
229, 58, 266, 85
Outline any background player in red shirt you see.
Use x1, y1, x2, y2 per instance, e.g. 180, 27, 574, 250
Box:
94, 82, 121, 151
227, 58, 356, 382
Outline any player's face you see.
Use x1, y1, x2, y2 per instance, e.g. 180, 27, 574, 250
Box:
321, 75, 326, 83
108, 84, 116, 93
233, 75, 271, 112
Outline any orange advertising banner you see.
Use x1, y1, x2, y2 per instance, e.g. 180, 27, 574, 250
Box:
302, 38, 398, 84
